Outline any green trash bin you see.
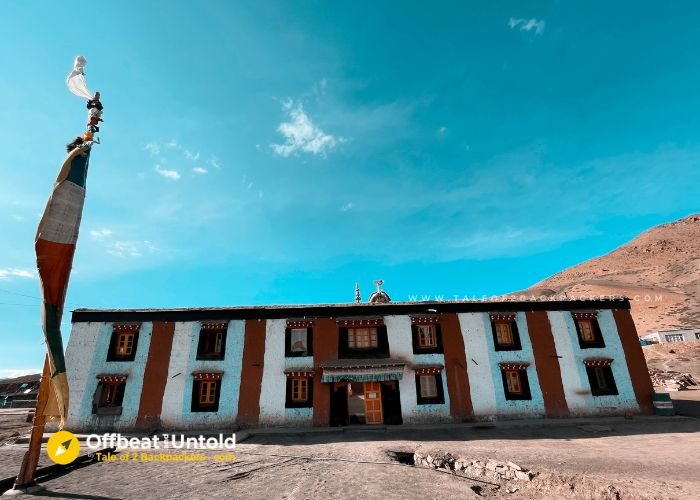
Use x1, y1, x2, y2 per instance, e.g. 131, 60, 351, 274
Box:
652, 392, 674, 416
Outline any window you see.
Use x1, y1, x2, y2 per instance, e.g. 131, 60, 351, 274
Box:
665, 334, 683, 343
505, 370, 522, 394
338, 324, 390, 359
420, 375, 437, 397
285, 377, 313, 408
418, 325, 436, 348
586, 365, 619, 396
92, 376, 127, 415
348, 328, 378, 349
191, 376, 222, 412
292, 378, 308, 401
196, 324, 227, 360
415, 373, 445, 404
579, 319, 596, 342
198, 381, 217, 406
490, 316, 522, 351
573, 315, 605, 348
99, 382, 124, 407
285, 327, 313, 357
411, 320, 443, 354
500, 368, 531, 400
495, 322, 513, 345
116, 332, 135, 356
107, 324, 140, 361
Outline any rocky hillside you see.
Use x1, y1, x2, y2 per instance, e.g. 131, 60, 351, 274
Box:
523, 214, 700, 335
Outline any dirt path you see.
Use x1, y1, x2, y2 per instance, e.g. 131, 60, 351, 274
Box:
1, 417, 698, 499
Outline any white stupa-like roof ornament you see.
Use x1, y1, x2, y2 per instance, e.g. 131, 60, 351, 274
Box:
368, 279, 391, 304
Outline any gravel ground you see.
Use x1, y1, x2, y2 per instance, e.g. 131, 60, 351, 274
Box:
0, 416, 698, 499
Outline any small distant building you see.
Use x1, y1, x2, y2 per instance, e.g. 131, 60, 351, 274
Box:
0, 374, 40, 408
64, 294, 655, 432
641, 328, 700, 344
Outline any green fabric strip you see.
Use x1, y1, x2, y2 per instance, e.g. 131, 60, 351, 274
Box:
43, 302, 67, 376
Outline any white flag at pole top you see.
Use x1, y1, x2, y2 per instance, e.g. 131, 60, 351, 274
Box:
66, 55, 95, 99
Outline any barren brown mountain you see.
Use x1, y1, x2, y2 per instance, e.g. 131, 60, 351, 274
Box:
522, 214, 700, 335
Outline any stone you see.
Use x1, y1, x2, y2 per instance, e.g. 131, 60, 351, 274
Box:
506, 461, 522, 471
486, 459, 499, 471
515, 470, 531, 481
426, 455, 433, 464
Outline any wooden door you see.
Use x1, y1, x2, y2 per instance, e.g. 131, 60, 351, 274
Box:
364, 382, 383, 424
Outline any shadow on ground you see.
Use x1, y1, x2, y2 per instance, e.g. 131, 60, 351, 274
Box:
242, 415, 700, 447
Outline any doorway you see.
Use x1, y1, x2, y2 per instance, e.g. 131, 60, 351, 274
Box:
364, 382, 383, 424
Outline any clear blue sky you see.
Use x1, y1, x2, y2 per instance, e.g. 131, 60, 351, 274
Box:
1, 1, 699, 376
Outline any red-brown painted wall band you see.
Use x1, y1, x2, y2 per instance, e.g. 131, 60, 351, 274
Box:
236, 319, 267, 427
136, 321, 176, 430
312, 318, 339, 426
613, 309, 654, 413
526, 311, 569, 417
440, 313, 474, 421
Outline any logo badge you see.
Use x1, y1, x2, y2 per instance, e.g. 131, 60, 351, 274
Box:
47, 430, 80, 465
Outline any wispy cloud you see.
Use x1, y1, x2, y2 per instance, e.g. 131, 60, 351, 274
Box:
508, 17, 545, 35
340, 202, 354, 212
90, 228, 113, 240
89, 227, 159, 260
271, 99, 342, 158
208, 156, 222, 169
185, 150, 200, 161
0, 268, 36, 281
144, 143, 160, 156
154, 164, 181, 181
107, 241, 143, 258
193, 167, 208, 174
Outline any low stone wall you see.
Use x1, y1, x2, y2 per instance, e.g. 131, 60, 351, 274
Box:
413, 449, 537, 481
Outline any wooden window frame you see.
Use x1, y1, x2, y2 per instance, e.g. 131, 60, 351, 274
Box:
490, 318, 522, 352
411, 322, 443, 354
106, 326, 140, 362
501, 369, 532, 401
116, 332, 135, 356
285, 327, 313, 357
414, 373, 445, 405
586, 365, 619, 396
196, 328, 227, 360
291, 378, 308, 402
419, 375, 438, 398
198, 380, 217, 406
417, 325, 437, 348
348, 327, 378, 349
338, 326, 390, 359
191, 378, 221, 412
285, 376, 314, 408
92, 379, 126, 415
573, 316, 606, 349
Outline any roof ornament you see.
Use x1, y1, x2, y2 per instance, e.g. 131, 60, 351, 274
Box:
355, 282, 361, 303
368, 279, 391, 304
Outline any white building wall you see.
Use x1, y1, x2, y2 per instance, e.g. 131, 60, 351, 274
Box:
67, 321, 153, 431
65, 322, 101, 428
259, 319, 292, 425
160, 322, 194, 428
548, 310, 639, 415
384, 315, 451, 423
458, 313, 498, 418
160, 320, 245, 429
